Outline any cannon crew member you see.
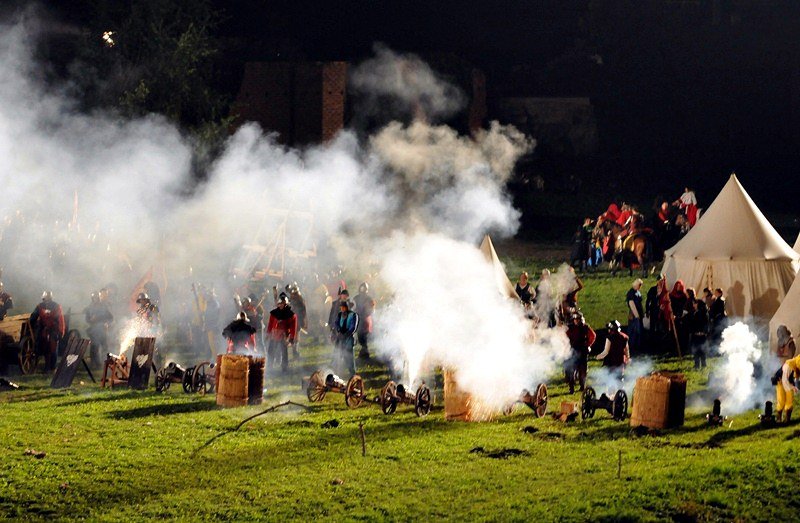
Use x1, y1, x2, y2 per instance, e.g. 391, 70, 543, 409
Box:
84, 292, 113, 368
266, 293, 298, 372
0, 281, 13, 321
353, 282, 375, 360
334, 300, 359, 375
596, 320, 630, 383
30, 291, 66, 371
222, 312, 257, 354
565, 312, 596, 394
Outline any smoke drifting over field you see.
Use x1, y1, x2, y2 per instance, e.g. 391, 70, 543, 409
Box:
0, 9, 578, 408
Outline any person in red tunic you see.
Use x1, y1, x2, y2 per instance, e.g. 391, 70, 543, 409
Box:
266, 293, 298, 372
30, 291, 66, 371
675, 187, 699, 227
565, 312, 596, 393
601, 203, 621, 223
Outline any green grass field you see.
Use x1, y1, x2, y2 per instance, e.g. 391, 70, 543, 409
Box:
1, 266, 792, 522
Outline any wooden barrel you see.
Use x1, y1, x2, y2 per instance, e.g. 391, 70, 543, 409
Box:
248, 357, 265, 405
216, 354, 250, 408
444, 369, 478, 421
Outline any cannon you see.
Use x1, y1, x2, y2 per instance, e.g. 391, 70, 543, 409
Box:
580, 387, 628, 421
305, 370, 367, 407
706, 399, 726, 427
377, 381, 432, 417
155, 360, 216, 394
503, 383, 549, 418
760, 401, 777, 427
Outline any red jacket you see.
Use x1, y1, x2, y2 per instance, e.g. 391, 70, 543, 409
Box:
266, 307, 298, 342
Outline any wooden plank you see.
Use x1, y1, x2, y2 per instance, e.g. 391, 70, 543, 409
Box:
51, 338, 90, 389
127, 337, 156, 390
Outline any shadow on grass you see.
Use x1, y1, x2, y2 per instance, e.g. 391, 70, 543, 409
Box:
58, 390, 148, 407
108, 399, 219, 419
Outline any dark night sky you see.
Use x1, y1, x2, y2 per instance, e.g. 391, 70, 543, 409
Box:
27, 1, 800, 224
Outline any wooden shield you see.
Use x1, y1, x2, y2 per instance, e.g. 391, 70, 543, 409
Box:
127, 337, 156, 390
50, 337, 91, 389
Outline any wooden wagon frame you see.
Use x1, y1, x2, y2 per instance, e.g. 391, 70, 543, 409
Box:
0, 314, 37, 374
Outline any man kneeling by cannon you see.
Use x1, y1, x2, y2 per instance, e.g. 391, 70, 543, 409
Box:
580, 320, 629, 421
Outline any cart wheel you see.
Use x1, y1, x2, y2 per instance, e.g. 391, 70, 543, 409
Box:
182, 368, 194, 394
155, 368, 169, 393
18, 336, 36, 375
380, 381, 398, 415
306, 370, 327, 402
414, 385, 432, 417
613, 390, 628, 421
581, 387, 597, 420
345, 375, 365, 408
193, 361, 212, 395
533, 383, 548, 418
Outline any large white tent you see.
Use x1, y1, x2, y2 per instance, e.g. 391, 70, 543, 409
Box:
479, 235, 519, 300
662, 174, 799, 319
793, 232, 800, 253
769, 274, 800, 351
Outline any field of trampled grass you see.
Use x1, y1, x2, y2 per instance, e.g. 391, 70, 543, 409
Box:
0, 264, 793, 522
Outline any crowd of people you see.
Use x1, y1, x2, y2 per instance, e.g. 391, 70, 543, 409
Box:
0, 269, 378, 380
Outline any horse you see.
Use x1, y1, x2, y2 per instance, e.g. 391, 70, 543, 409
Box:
594, 218, 653, 277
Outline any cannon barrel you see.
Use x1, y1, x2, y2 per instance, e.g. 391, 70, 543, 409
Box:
325, 373, 347, 390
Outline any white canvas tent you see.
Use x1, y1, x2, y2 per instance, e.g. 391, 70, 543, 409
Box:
769, 273, 800, 351
662, 174, 799, 319
479, 235, 519, 300
793, 231, 800, 254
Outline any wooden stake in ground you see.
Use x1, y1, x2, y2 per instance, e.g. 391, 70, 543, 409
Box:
359, 423, 366, 457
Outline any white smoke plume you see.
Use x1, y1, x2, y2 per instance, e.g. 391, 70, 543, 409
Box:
589, 357, 653, 398
0, 11, 572, 411
712, 322, 765, 413
349, 44, 466, 123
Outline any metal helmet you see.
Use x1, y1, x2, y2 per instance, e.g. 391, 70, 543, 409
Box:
236, 311, 249, 322
136, 292, 149, 304
278, 293, 289, 304
359, 282, 369, 293
42, 290, 53, 301
91, 292, 99, 302
242, 297, 253, 307
606, 320, 621, 331
571, 312, 584, 323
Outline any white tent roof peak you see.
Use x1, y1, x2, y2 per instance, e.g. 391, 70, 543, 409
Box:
479, 235, 519, 300
665, 173, 799, 262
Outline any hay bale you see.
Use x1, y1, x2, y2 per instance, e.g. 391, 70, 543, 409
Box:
443, 370, 494, 421
216, 354, 250, 408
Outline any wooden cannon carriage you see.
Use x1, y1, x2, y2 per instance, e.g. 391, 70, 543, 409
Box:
0, 314, 36, 374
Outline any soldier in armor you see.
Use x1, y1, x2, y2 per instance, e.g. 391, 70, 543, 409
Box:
135, 292, 160, 336
596, 320, 630, 384
30, 291, 66, 371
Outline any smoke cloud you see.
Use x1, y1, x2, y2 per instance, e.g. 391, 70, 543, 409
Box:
0, 10, 570, 410
711, 322, 774, 414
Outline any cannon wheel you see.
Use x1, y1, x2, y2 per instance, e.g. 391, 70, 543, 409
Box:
380, 381, 398, 415
344, 375, 365, 408
414, 385, 432, 417
182, 367, 195, 393
581, 387, 597, 420
193, 361, 213, 395
613, 390, 628, 421
533, 383, 548, 418
306, 371, 327, 402
155, 367, 170, 393
18, 336, 37, 375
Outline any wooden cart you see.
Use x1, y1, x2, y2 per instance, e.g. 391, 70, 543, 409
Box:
0, 314, 37, 374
